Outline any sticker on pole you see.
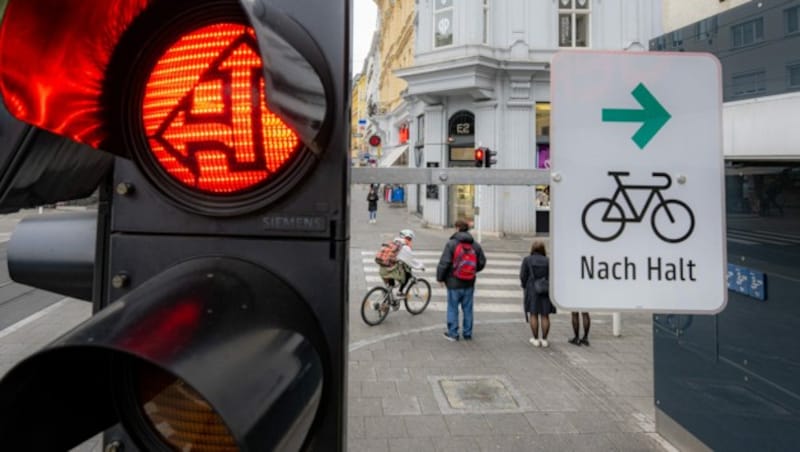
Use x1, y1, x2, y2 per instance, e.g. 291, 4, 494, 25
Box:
550, 51, 727, 313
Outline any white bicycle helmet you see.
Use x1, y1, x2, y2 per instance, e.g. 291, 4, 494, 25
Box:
399, 229, 415, 240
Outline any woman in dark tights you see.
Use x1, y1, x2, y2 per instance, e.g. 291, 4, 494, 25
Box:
520, 240, 555, 348
569, 312, 591, 346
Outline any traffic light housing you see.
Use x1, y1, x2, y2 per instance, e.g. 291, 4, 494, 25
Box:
484, 147, 498, 168
474, 147, 485, 167
0, 1, 349, 450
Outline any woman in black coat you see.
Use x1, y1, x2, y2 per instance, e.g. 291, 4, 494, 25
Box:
520, 240, 556, 347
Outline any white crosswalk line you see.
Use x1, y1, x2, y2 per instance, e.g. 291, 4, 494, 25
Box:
365, 275, 520, 286
361, 248, 526, 301
363, 267, 516, 276
361, 258, 521, 267
424, 302, 522, 313
361, 250, 523, 259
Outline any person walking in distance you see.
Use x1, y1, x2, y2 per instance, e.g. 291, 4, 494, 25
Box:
520, 240, 556, 348
367, 186, 379, 224
569, 312, 591, 346
436, 219, 486, 341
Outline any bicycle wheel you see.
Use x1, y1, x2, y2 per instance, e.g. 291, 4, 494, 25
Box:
361, 287, 390, 326
651, 199, 695, 243
404, 278, 431, 315
581, 198, 625, 242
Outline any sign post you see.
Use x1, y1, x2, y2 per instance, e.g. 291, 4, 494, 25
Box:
551, 51, 727, 313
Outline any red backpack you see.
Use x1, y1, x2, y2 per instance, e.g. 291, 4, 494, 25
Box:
375, 241, 402, 267
451, 242, 477, 280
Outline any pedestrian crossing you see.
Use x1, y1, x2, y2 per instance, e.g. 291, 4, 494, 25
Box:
727, 228, 800, 246
359, 250, 526, 313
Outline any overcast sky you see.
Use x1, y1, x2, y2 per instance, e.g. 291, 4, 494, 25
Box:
352, 0, 378, 75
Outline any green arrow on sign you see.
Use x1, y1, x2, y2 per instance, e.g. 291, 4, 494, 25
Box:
602, 83, 671, 149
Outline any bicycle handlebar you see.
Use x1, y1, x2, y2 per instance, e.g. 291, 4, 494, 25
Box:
606, 171, 672, 189
651, 172, 672, 189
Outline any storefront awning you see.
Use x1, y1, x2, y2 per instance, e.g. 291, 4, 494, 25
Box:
379, 144, 409, 168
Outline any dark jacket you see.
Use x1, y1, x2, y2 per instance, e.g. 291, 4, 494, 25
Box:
520, 252, 552, 314
367, 191, 379, 211
436, 231, 487, 289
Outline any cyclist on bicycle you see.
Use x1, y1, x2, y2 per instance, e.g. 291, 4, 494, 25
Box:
379, 229, 424, 299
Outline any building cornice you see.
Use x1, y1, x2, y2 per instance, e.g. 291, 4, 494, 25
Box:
395, 52, 549, 102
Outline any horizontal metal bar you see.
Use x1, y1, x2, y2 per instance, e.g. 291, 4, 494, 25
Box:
351, 167, 550, 185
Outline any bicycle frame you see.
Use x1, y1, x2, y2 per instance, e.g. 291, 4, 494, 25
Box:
603, 172, 672, 223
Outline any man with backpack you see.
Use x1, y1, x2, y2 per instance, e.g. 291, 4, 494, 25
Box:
436, 219, 486, 341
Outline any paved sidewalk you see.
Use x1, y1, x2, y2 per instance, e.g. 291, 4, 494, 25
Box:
348, 185, 673, 451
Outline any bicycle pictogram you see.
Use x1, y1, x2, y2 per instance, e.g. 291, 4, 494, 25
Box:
581, 171, 695, 243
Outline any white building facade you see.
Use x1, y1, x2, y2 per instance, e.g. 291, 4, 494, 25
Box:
393, 0, 663, 234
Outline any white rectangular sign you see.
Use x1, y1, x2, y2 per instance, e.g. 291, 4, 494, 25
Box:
551, 51, 727, 313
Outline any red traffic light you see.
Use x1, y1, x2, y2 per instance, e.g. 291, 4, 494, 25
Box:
142, 23, 300, 194
368, 135, 381, 147
475, 148, 485, 167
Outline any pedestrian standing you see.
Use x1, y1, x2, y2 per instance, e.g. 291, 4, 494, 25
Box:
520, 240, 556, 348
569, 312, 591, 346
367, 187, 379, 224
436, 219, 486, 341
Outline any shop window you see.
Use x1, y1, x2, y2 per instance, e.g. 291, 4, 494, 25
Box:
536, 103, 550, 141
558, 0, 590, 48
731, 17, 763, 48
434, 0, 454, 48
536, 185, 550, 210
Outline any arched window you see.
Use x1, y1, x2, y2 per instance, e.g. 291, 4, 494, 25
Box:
448, 111, 474, 138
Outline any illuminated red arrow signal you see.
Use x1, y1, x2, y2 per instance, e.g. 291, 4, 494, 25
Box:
143, 23, 300, 194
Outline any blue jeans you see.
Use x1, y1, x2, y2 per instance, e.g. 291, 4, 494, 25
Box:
446, 287, 474, 338
369, 210, 377, 220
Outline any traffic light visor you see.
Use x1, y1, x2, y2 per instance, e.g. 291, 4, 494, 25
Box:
142, 23, 301, 194
0, 0, 152, 149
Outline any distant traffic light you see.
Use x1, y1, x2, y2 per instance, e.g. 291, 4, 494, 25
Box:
484, 148, 498, 168
475, 147, 485, 167
0, 1, 348, 451
369, 134, 382, 147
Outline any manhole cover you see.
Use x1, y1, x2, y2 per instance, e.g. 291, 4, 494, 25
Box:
428, 375, 530, 414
